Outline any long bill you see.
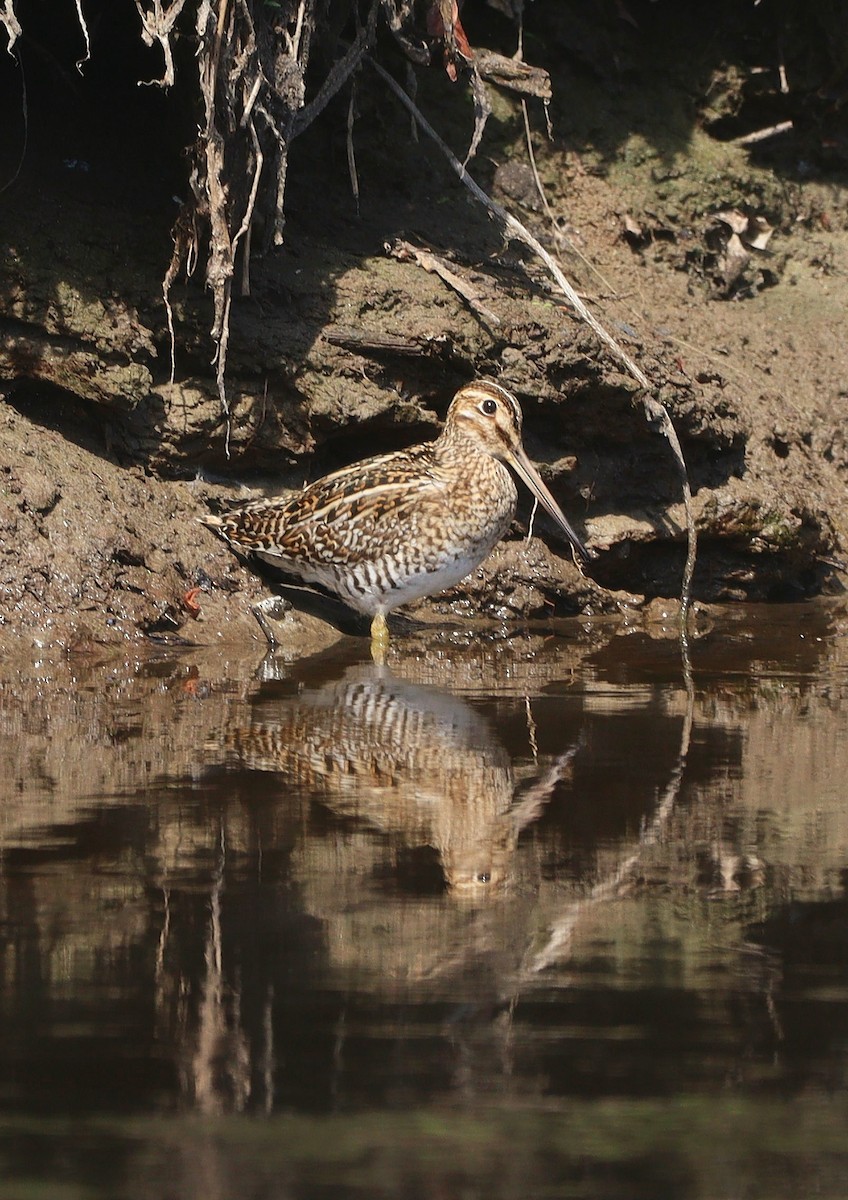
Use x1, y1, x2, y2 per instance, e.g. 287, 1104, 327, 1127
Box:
506, 444, 595, 563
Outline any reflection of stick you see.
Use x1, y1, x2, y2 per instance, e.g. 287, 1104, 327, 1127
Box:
369, 55, 696, 627
511, 742, 581, 835
527, 670, 694, 973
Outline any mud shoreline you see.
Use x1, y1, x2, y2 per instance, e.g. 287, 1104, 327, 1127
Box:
1, 3, 846, 652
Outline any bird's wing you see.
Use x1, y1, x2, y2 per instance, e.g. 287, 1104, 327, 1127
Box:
217, 446, 449, 564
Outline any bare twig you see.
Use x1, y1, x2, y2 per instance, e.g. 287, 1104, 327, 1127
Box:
347, 80, 360, 215
520, 98, 552, 221
290, 3, 378, 139
369, 55, 697, 624
464, 61, 492, 166
519, 101, 624, 321
733, 120, 793, 146
234, 115, 263, 296
389, 238, 501, 327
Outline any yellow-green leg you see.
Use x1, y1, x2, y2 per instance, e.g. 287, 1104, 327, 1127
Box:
370, 612, 389, 664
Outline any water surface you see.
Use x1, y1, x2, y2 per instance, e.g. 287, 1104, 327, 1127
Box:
2, 604, 848, 1198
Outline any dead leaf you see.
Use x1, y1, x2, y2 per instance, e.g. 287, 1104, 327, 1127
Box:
427, 0, 473, 81
713, 209, 750, 236
745, 215, 775, 250
706, 209, 778, 295
713, 208, 774, 250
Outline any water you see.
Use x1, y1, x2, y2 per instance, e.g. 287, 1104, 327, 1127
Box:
2, 604, 848, 1198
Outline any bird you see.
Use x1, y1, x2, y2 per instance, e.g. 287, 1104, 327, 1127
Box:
200, 379, 593, 652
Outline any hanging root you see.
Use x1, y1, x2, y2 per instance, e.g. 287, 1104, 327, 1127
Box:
162, 0, 381, 454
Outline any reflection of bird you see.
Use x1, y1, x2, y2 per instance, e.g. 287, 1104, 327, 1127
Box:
217, 664, 575, 897
201, 380, 592, 652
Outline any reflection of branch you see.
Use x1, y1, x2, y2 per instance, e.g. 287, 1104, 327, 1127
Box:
191, 827, 252, 1115
526, 670, 695, 974
73, 0, 90, 72
510, 741, 581, 835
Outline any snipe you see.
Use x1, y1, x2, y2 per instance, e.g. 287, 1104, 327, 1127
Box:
201, 379, 593, 651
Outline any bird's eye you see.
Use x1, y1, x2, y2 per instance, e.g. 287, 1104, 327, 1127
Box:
481, 398, 497, 415
475, 871, 491, 884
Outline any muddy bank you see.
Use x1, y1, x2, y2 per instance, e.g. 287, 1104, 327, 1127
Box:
1, 1, 847, 650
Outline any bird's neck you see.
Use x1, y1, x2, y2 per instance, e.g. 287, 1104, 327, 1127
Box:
434, 422, 492, 469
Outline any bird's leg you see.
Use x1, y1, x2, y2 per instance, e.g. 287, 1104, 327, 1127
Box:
370, 612, 390, 664
251, 595, 292, 647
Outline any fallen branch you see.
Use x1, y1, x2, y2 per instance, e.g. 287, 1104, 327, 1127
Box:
369, 55, 697, 627
388, 238, 501, 328
324, 327, 453, 357
732, 119, 793, 147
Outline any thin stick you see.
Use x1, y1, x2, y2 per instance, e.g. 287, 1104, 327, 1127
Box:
390, 238, 500, 327
232, 114, 261, 297
369, 56, 697, 625
346, 81, 360, 215
521, 97, 553, 222
733, 120, 793, 146
521, 97, 622, 302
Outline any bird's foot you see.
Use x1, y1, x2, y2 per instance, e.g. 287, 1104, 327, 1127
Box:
252, 595, 293, 647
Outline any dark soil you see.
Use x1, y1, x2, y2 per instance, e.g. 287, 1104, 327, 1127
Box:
1, 0, 847, 651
